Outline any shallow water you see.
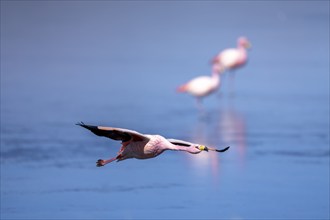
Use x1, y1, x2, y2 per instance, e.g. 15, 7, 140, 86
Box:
1, 1, 329, 219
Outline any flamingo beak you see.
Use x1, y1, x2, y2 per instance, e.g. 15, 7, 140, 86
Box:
197, 145, 230, 153
197, 145, 209, 151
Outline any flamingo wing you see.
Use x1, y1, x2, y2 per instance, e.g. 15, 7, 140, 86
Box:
167, 138, 195, 147
219, 48, 241, 68
76, 122, 148, 142
186, 76, 215, 96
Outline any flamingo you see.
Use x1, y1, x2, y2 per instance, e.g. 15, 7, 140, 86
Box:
177, 65, 222, 108
211, 36, 251, 72
211, 37, 251, 95
76, 122, 229, 166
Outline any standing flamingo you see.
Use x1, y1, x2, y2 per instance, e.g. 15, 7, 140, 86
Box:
177, 65, 223, 108
76, 122, 229, 166
211, 36, 251, 72
211, 37, 251, 94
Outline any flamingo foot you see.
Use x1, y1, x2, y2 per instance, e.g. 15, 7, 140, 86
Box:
96, 156, 120, 167
96, 159, 106, 167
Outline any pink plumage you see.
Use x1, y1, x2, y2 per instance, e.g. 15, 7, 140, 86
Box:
212, 37, 251, 73
176, 65, 222, 107
76, 122, 229, 166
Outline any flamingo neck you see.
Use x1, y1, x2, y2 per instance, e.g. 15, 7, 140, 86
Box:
237, 48, 247, 63
211, 70, 220, 86
169, 144, 200, 154
211, 64, 224, 75
211, 70, 220, 77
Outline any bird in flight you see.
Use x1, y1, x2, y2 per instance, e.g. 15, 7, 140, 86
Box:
76, 122, 229, 167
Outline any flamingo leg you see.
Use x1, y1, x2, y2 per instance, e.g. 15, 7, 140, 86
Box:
96, 157, 118, 167
97, 142, 129, 167
195, 98, 204, 112
229, 71, 236, 97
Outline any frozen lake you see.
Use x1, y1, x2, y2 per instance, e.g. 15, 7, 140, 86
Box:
1, 1, 329, 219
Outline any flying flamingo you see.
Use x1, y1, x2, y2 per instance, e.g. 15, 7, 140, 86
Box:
211, 37, 251, 94
76, 122, 229, 166
177, 65, 223, 109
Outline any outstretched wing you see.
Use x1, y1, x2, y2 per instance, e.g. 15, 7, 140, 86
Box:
76, 122, 148, 142
167, 138, 195, 147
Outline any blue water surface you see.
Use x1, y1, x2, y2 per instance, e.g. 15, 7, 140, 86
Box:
1, 1, 329, 219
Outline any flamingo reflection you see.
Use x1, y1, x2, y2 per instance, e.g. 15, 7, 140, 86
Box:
184, 104, 247, 183
216, 105, 247, 167
186, 117, 222, 183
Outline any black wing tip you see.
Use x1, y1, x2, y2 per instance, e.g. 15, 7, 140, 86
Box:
216, 146, 230, 152
76, 122, 131, 141
76, 121, 85, 126
75, 121, 98, 131
76, 121, 90, 128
